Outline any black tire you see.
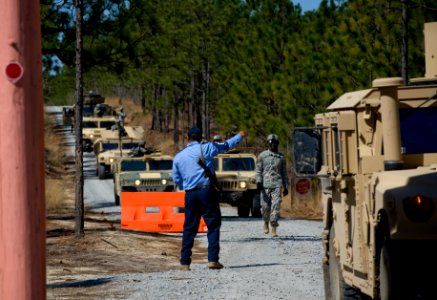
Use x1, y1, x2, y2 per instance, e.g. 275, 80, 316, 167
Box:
324, 226, 343, 300
379, 236, 393, 300
325, 226, 363, 300
114, 193, 120, 206
98, 164, 106, 180
251, 194, 261, 218
237, 205, 250, 217
114, 179, 120, 206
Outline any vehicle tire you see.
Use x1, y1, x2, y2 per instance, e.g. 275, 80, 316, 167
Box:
114, 193, 120, 206
98, 164, 106, 180
325, 226, 363, 300
114, 180, 120, 206
251, 194, 261, 218
324, 226, 343, 300
237, 205, 250, 217
378, 236, 393, 300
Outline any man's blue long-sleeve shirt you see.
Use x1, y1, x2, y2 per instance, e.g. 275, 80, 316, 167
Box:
172, 133, 243, 191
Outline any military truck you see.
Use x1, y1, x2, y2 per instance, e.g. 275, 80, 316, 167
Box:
292, 22, 437, 299
214, 149, 261, 218
62, 92, 106, 126
93, 126, 145, 179
82, 115, 119, 151
113, 152, 175, 206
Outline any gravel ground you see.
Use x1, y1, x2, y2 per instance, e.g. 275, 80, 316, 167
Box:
46, 106, 325, 300
105, 205, 325, 300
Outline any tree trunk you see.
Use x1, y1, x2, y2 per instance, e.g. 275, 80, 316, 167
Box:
401, 0, 409, 85
74, 0, 85, 238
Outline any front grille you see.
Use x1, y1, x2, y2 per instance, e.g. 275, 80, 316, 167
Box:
141, 179, 162, 186
219, 180, 238, 190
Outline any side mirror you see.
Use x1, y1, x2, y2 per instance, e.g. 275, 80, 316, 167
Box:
292, 128, 322, 176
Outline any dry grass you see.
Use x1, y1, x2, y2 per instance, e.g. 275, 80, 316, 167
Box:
44, 113, 74, 212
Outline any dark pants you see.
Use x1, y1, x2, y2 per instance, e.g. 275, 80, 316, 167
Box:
180, 187, 221, 265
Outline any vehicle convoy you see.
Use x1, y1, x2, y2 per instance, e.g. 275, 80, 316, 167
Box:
292, 22, 437, 300
93, 126, 145, 179
113, 151, 175, 205
214, 148, 261, 218
62, 92, 108, 126
61, 92, 123, 151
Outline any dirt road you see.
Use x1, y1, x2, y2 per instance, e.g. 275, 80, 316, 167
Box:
45, 107, 325, 299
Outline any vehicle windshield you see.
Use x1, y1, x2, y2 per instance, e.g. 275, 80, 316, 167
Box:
83, 107, 93, 116
83, 121, 98, 128
121, 161, 147, 172
100, 121, 116, 129
222, 158, 255, 171
122, 143, 140, 150
102, 143, 119, 151
400, 107, 437, 154
149, 160, 173, 171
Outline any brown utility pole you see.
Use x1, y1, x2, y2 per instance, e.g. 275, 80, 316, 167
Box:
0, 0, 46, 299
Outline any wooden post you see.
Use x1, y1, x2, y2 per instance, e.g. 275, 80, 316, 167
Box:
0, 0, 46, 299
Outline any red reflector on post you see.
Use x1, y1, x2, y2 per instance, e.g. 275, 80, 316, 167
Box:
5, 61, 24, 83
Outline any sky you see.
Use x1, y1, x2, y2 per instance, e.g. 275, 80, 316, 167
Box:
292, 0, 322, 12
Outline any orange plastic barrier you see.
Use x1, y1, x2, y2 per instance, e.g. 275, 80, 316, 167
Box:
120, 191, 208, 233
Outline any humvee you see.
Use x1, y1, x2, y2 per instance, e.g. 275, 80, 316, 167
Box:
62, 92, 106, 126
292, 22, 437, 299
93, 126, 145, 179
214, 149, 261, 218
113, 152, 175, 206
82, 115, 119, 151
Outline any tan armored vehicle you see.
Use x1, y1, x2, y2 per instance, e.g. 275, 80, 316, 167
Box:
82, 115, 119, 151
93, 126, 145, 179
214, 148, 261, 218
292, 22, 437, 299
113, 152, 175, 206
62, 92, 106, 126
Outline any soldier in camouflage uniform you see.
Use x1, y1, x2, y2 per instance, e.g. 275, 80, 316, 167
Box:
255, 134, 288, 237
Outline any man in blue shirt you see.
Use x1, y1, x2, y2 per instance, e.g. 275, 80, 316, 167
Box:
172, 127, 247, 270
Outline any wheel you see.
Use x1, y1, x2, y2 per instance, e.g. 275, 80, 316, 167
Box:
251, 194, 261, 218
114, 193, 120, 206
379, 236, 393, 300
324, 226, 343, 300
114, 179, 120, 206
98, 164, 106, 180
237, 205, 250, 217
324, 226, 363, 300
378, 236, 408, 300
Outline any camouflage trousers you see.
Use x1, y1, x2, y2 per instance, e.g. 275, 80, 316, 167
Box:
260, 187, 282, 227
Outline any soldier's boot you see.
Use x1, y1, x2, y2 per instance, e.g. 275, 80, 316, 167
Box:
271, 226, 278, 237
263, 221, 269, 234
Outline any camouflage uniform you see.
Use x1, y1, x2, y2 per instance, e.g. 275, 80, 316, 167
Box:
255, 149, 288, 226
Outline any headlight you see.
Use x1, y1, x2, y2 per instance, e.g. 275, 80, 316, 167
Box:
90, 134, 94, 138
403, 194, 434, 223
239, 181, 247, 189
135, 179, 141, 186
109, 158, 114, 163
161, 179, 168, 185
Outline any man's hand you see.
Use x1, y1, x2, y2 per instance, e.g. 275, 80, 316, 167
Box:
256, 182, 263, 191
283, 188, 289, 197
239, 130, 248, 138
